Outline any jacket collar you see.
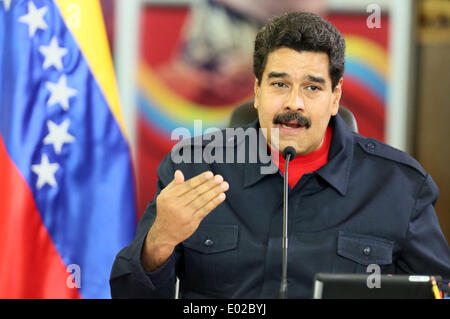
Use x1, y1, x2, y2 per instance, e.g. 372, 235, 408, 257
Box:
315, 114, 354, 196
243, 113, 354, 196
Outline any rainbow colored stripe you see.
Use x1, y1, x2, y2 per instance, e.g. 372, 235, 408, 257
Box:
138, 33, 388, 137
344, 35, 388, 103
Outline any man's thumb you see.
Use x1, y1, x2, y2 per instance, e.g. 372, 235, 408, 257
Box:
174, 170, 184, 184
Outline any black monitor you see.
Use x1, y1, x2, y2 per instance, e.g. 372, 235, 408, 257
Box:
313, 273, 441, 299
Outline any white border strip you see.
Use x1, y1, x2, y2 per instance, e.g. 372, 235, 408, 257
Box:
114, 0, 140, 158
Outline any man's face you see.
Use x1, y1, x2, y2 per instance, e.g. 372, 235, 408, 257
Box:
254, 47, 342, 156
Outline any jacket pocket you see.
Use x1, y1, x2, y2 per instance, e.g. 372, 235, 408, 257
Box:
182, 224, 239, 294
183, 224, 238, 254
337, 231, 393, 266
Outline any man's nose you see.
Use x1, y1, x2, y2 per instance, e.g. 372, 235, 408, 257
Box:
285, 89, 305, 111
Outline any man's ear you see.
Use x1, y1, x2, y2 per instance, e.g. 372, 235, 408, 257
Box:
331, 78, 343, 116
253, 78, 260, 109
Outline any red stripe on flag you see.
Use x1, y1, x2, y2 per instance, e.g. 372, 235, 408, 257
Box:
0, 136, 81, 299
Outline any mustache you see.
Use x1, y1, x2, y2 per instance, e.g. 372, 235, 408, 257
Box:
273, 111, 311, 129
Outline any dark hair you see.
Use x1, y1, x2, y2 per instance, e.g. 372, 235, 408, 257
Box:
253, 12, 345, 91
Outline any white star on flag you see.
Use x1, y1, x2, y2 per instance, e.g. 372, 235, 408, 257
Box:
18, 1, 48, 37
43, 119, 75, 154
31, 154, 60, 189
46, 74, 77, 111
39, 36, 68, 71
1, 0, 11, 11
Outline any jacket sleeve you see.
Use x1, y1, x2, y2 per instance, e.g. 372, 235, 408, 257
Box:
398, 173, 450, 284
109, 153, 179, 298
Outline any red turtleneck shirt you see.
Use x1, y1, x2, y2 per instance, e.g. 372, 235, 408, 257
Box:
272, 126, 333, 189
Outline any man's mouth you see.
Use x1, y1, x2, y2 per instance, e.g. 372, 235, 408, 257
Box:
280, 121, 303, 129
273, 112, 311, 129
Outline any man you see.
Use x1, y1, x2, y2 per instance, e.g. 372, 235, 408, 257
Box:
110, 12, 450, 298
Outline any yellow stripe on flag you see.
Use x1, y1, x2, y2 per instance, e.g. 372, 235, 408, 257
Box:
54, 0, 128, 139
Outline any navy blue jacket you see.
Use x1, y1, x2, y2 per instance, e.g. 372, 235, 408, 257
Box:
110, 114, 450, 298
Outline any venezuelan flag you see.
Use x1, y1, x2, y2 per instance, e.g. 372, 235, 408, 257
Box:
0, 0, 136, 298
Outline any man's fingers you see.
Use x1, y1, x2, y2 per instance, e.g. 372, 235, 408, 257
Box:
194, 192, 227, 221
170, 170, 214, 197
163, 171, 228, 219
178, 174, 225, 206
186, 180, 229, 212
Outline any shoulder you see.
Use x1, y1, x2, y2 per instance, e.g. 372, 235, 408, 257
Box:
352, 133, 427, 177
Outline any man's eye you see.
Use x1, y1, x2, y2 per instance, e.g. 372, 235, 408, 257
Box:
273, 82, 287, 88
306, 85, 320, 91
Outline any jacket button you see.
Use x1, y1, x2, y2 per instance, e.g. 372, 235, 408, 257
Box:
363, 246, 372, 255
366, 142, 376, 150
204, 239, 214, 247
